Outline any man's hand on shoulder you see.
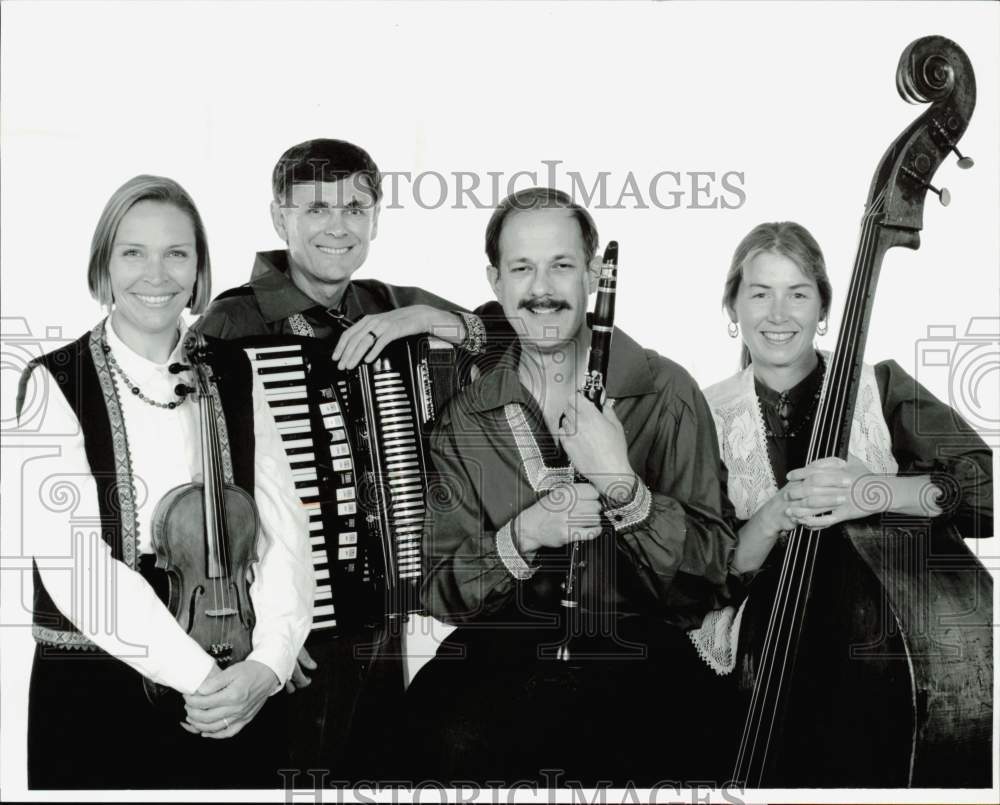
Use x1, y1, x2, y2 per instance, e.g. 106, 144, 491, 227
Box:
332, 305, 465, 370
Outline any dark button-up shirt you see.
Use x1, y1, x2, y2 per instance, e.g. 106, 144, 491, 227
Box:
421, 328, 738, 630
757, 355, 992, 536
196, 250, 469, 341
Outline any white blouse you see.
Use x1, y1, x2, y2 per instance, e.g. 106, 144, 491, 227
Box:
22, 317, 313, 694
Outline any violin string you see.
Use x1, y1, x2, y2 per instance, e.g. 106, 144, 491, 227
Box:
202, 366, 225, 651
198, 348, 228, 652
209, 379, 231, 647
736, 190, 885, 782
208, 384, 222, 647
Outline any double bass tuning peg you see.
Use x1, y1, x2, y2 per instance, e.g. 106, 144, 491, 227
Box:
927, 182, 951, 207
950, 145, 974, 170
902, 166, 951, 207
931, 119, 974, 170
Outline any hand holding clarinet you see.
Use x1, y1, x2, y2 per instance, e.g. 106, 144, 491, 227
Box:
553, 243, 638, 658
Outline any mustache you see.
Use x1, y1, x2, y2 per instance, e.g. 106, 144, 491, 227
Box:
518, 297, 571, 311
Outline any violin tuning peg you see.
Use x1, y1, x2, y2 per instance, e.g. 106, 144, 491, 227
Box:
168, 362, 190, 374
174, 383, 195, 396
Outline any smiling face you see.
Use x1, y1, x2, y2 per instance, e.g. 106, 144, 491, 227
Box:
270, 175, 379, 307
108, 200, 197, 352
729, 249, 824, 388
488, 207, 597, 355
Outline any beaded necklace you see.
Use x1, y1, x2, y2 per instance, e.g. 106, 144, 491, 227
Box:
102, 340, 188, 410
755, 359, 826, 439
757, 385, 823, 438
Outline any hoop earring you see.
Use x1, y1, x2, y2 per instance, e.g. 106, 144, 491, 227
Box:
817, 320, 828, 336
728, 321, 739, 338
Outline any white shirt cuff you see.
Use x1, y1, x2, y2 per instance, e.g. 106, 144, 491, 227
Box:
604, 480, 653, 533
496, 520, 537, 580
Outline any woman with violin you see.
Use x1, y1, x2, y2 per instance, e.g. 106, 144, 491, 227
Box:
690, 220, 993, 783
18, 175, 312, 789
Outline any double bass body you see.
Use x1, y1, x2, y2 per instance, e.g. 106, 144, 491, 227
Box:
736, 520, 992, 786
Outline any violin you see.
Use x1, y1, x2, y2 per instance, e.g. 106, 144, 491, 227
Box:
732, 36, 991, 787
144, 332, 259, 704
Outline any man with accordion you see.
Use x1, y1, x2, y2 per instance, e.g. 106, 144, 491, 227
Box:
196, 138, 492, 778
408, 187, 741, 785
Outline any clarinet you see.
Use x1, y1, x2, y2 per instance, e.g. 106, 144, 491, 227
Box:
557, 241, 618, 661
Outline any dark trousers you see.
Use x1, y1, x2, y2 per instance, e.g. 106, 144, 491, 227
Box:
404, 618, 739, 787
27, 643, 288, 790
286, 623, 407, 783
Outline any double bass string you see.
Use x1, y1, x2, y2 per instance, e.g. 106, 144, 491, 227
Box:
736, 192, 886, 781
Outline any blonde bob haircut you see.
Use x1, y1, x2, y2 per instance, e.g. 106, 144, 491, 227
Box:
87, 175, 212, 313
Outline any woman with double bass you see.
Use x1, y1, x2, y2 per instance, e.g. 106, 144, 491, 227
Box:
18, 175, 312, 789
693, 215, 992, 784
692, 36, 993, 787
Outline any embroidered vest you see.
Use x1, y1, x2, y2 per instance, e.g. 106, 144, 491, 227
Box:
703, 357, 897, 521
19, 324, 256, 649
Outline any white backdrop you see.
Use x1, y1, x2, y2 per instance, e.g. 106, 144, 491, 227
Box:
1, 1, 998, 801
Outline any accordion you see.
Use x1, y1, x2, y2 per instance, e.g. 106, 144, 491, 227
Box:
239, 334, 472, 634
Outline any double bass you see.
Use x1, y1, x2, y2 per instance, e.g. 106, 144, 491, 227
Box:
732, 36, 993, 787
144, 333, 258, 704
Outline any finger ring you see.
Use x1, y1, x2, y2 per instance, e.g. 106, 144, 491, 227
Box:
223, 717, 230, 729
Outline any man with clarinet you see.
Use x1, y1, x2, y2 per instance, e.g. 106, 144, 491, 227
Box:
407, 187, 741, 786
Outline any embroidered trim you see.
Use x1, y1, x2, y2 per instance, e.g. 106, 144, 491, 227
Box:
704, 355, 897, 522
208, 383, 236, 484
90, 323, 139, 569
496, 521, 537, 580
33, 624, 99, 650
288, 312, 314, 338
688, 599, 747, 676
694, 354, 899, 675
458, 312, 486, 355
604, 480, 652, 532
503, 403, 575, 492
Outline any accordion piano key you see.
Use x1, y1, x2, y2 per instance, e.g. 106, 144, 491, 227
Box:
242, 334, 470, 631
